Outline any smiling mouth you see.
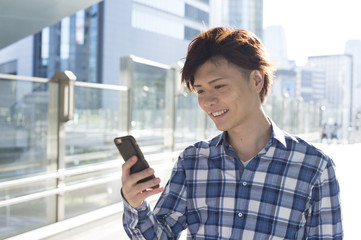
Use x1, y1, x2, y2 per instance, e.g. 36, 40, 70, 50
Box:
210, 109, 229, 117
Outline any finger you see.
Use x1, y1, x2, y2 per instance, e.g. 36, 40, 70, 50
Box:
138, 186, 164, 199
124, 186, 164, 208
130, 168, 156, 185
122, 168, 157, 200
122, 178, 162, 206
122, 156, 138, 177
136, 177, 161, 192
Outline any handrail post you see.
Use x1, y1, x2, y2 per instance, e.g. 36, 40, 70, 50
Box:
120, 57, 133, 134
48, 71, 76, 221
164, 63, 182, 152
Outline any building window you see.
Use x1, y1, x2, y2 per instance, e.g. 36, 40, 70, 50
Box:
33, 3, 103, 83
301, 71, 313, 87
195, 0, 209, 4
132, 9, 184, 39
133, 0, 184, 16
184, 26, 200, 41
185, 4, 209, 24
0, 60, 17, 74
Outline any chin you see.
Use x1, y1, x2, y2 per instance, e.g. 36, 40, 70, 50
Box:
214, 124, 228, 132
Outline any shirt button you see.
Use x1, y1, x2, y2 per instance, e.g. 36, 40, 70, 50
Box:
242, 181, 247, 186
134, 229, 139, 233
141, 207, 146, 211
238, 212, 243, 217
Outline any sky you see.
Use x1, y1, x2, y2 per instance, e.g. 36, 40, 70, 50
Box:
263, 0, 361, 66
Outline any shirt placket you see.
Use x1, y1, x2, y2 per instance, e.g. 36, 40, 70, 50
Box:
230, 157, 257, 239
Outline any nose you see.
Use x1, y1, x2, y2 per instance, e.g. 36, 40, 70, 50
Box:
199, 92, 217, 108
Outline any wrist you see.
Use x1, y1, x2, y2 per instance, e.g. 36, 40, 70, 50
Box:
121, 188, 144, 208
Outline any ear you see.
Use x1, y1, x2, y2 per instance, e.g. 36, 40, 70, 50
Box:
250, 70, 264, 93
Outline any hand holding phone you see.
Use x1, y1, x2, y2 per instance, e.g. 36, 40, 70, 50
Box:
114, 135, 159, 189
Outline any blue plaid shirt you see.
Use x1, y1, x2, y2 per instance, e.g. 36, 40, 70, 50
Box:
122, 121, 343, 239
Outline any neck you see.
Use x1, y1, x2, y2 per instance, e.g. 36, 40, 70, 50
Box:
227, 109, 272, 161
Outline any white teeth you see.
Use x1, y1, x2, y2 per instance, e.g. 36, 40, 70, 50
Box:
211, 109, 228, 117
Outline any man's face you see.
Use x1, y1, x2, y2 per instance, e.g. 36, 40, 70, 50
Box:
193, 58, 261, 133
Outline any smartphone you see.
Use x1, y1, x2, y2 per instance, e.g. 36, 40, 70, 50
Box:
114, 135, 159, 188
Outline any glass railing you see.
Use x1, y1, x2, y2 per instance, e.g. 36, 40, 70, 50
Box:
0, 74, 56, 238
62, 81, 129, 219
264, 95, 321, 135
0, 57, 325, 238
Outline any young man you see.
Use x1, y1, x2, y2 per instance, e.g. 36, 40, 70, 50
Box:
121, 27, 343, 239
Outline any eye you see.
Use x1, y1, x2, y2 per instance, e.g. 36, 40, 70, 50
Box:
196, 89, 204, 94
215, 85, 225, 89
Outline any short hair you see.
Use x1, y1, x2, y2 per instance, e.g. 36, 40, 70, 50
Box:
181, 27, 274, 103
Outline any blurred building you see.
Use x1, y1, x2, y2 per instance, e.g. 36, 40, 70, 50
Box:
0, 0, 265, 85
345, 40, 361, 111
0, 0, 211, 84
272, 68, 297, 98
345, 40, 361, 136
218, 0, 264, 39
298, 67, 326, 105
307, 54, 353, 140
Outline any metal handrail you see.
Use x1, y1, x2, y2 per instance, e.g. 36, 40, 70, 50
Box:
64, 149, 119, 162
0, 150, 117, 173
0, 73, 48, 83
0, 159, 122, 190
75, 81, 128, 91
130, 55, 170, 70
0, 150, 180, 190
0, 172, 122, 208
0, 73, 128, 91
0, 150, 180, 207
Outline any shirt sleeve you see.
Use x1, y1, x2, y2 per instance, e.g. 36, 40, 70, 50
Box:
122, 154, 188, 239
305, 157, 343, 239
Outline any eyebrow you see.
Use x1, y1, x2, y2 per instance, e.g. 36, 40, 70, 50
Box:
193, 77, 224, 88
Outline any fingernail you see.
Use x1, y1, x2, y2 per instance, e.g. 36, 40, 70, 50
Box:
147, 168, 154, 174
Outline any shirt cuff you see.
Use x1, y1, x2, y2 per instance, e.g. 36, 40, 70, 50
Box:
121, 189, 151, 238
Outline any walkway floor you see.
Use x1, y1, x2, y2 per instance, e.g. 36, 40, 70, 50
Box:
314, 142, 361, 239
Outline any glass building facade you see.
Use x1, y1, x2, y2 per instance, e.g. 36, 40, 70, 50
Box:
33, 4, 104, 83
221, 0, 263, 40
132, 0, 209, 41
307, 55, 353, 140
28, 0, 210, 86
